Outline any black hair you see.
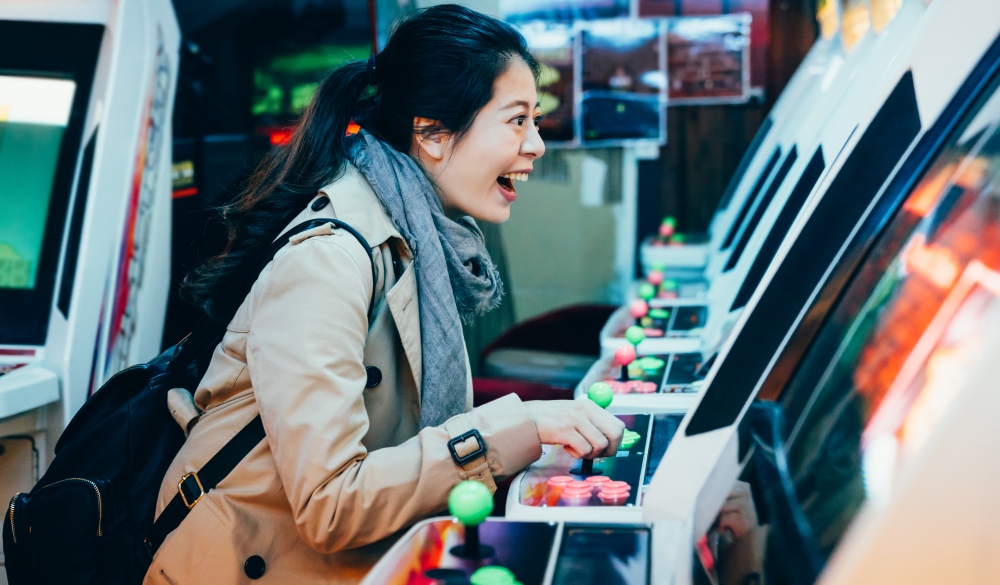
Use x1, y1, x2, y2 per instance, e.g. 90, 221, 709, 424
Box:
182, 4, 540, 324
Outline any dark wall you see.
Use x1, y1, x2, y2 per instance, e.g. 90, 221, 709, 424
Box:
638, 0, 818, 241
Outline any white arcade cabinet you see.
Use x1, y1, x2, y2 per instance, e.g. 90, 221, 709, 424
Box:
0, 2, 178, 579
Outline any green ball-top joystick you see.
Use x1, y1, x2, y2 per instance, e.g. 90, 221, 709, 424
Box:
637, 283, 657, 302
449, 480, 495, 560
573, 383, 615, 477
625, 325, 646, 348
471, 566, 520, 585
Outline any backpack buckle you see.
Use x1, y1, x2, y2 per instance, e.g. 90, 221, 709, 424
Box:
178, 471, 205, 509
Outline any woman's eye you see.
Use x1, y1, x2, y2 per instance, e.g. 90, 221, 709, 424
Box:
534, 115, 545, 126
514, 115, 527, 126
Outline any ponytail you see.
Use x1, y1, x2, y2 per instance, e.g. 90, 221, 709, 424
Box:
182, 4, 538, 324
181, 61, 373, 324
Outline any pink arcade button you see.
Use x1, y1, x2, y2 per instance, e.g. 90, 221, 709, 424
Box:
601, 481, 630, 492
547, 476, 574, 488
607, 381, 630, 394
634, 382, 657, 394
598, 491, 630, 506
585, 475, 611, 485
562, 481, 593, 494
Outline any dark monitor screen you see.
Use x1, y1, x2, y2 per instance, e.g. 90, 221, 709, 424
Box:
0, 20, 103, 345
0, 75, 76, 290
553, 525, 650, 585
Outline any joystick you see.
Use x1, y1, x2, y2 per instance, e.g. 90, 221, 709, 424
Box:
614, 345, 636, 382
448, 480, 495, 559
637, 283, 657, 303
659, 216, 676, 242
571, 383, 614, 476
471, 566, 520, 585
629, 299, 649, 320
625, 325, 646, 352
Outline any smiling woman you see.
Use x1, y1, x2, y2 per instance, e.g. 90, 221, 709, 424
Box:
147, 5, 624, 585
413, 60, 546, 222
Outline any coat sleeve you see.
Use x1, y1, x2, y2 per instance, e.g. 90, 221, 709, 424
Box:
245, 235, 542, 554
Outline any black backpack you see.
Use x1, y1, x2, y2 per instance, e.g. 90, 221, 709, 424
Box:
2, 218, 375, 585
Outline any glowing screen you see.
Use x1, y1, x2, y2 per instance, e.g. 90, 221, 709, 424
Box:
0, 75, 76, 290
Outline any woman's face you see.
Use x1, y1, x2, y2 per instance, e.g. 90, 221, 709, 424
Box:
411, 58, 545, 223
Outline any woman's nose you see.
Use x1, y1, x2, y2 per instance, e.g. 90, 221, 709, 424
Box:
521, 122, 545, 159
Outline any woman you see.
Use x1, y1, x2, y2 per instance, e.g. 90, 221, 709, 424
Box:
146, 5, 624, 584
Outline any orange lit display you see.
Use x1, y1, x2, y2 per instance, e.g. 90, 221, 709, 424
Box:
853, 161, 1000, 420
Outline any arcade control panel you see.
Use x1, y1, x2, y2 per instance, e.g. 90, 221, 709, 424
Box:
364, 482, 652, 585
611, 303, 708, 341
597, 351, 706, 396
506, 412, 684, 522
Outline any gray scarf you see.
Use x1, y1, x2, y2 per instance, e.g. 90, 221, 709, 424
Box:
348, 130, 504, 428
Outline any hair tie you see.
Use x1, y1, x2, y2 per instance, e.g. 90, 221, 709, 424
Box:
366, 54, 378, 87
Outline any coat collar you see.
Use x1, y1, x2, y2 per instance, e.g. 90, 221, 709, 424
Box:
284, 163, 403, 249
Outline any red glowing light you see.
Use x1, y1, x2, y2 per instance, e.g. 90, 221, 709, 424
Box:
268, 129, 293, 146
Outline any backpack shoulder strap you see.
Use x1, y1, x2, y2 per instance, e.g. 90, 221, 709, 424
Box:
146, 218, 376, 557
271, 217, 377, 319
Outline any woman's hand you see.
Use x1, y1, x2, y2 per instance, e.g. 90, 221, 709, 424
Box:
523, 400, 626, 459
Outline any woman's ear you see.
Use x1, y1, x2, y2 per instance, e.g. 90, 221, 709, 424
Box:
411, 117, 449, 162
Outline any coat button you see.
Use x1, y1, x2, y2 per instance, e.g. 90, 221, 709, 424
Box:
311, 196, 330, 211
244, 555, 266, 579
365, 366, 382, 388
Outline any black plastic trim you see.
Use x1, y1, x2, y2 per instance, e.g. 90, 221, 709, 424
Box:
58, 127, 98, 318
716, 117, 774, 211
686, 71, 921, 436
731, 147, 826, 310
721, 147, 782, 251
724, 146, 799, 272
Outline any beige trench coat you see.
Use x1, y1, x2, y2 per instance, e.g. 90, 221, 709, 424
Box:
144, 164, 543, 584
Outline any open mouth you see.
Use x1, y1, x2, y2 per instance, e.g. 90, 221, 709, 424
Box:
497, 175, 516, 194
497, 172, 529, 194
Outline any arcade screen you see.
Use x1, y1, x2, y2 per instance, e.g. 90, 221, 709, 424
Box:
667, 15, 750, 105
0, 75, 76, 290
580, 19, 666, 145
696, 68, 1000, 585
519, 22, 577, 145
500, 0, 629, 23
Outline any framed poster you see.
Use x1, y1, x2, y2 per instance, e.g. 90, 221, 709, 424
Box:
519, 22, 578, 146
639, 0, 767, 98
578, 18, 667, 146
666, 14, 750, 105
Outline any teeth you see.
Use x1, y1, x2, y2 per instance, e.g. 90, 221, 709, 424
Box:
500, 173, 529, 182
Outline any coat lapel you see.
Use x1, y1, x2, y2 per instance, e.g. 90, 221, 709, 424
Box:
386, 264, 421, 400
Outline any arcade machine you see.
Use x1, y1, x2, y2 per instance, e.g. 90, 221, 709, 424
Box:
587, 0, 924, 408
599, 0, 922, 360
362, 5, 1000, 582
363, 478, 655, 585
509, 0, 1000, 525
646, 9, 1000, 584
638, 9, 842, 286
635, 0, 849, 291
0, 1, 178, 578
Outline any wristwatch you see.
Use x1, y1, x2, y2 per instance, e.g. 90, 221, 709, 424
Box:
447, 429, 487, 466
